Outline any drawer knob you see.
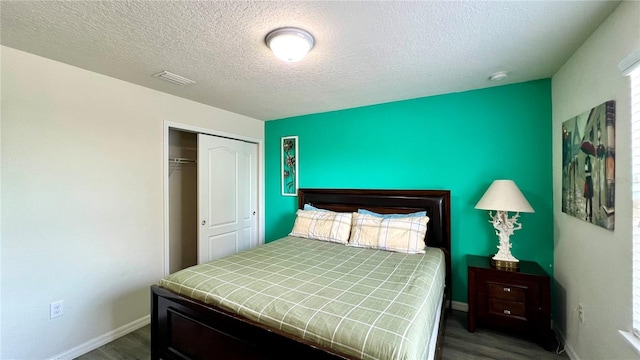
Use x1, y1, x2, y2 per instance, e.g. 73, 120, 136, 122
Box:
503, 287, 511, 292
503, 309, 511, 315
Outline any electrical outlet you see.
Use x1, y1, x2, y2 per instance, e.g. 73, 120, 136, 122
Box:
578, 303, 585, 324
50, 300, 64, 319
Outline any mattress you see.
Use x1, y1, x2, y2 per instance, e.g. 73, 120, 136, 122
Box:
160, 236, 445, 360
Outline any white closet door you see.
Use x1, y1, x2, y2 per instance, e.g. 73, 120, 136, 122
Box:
197, 134, 257, 264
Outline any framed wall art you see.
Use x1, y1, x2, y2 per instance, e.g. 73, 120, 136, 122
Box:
562, 100, 615, 230
281, 136, 298, 196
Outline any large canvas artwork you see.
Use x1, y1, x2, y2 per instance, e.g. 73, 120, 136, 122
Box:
562, 100, 615, 230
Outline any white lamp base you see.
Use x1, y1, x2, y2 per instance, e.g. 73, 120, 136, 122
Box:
488, 210, 522, 270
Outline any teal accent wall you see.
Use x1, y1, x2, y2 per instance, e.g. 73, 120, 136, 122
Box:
265, 79, 552, 303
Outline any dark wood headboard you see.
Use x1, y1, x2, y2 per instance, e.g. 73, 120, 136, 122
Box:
298, 188, 450, 249
297, 188, 452, 306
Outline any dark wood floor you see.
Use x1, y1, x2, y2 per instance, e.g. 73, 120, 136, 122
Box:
75, 325, 150, 360
442, 311, 568, 360
76, 310, 569, 360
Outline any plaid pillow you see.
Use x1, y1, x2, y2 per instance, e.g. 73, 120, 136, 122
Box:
348, 212, 429, 254
346, 212, 382, 249
289, 209, 352, 244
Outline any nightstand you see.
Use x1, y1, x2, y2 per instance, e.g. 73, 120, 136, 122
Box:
467, 255, 551, 349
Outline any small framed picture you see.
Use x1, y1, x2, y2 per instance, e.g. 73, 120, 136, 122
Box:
281, 136, 298, 196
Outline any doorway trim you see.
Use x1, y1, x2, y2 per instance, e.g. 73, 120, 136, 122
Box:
163, 121, 265, 276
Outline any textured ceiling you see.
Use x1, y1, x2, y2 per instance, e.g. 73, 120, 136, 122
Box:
0, 1, 620, 121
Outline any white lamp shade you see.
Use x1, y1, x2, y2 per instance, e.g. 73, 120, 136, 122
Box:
266, 27, 314, 63
475, 180, 534, 213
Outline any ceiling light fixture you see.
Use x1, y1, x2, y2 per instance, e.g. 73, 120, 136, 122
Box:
489, 71, 509, 81
265, 27, 315, 63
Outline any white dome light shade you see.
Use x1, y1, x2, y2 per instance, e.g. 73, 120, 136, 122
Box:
265, 27, 315, 62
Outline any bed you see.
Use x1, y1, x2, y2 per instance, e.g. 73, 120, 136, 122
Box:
151, 188, 451, 360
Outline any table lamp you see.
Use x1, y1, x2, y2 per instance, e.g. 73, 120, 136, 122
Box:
475, 180, 535, 269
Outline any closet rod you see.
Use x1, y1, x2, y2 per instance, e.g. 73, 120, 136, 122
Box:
169, 157, 197, 164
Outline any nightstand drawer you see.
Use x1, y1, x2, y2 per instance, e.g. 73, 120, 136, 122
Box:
487, 282, 526, 302
489, 298, 526, 318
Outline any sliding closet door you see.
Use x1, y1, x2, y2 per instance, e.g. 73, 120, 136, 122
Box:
197, 134, 258, 264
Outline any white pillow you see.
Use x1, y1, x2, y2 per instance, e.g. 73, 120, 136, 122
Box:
348, 212, 429, 254
289, 209, 352, 244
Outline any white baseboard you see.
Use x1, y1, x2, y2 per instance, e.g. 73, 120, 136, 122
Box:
451, 300, 468, 312
556, 328, 580, 360
49, 315, 150, 360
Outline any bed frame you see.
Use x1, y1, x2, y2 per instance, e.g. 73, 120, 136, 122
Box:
151, 188, 451, 360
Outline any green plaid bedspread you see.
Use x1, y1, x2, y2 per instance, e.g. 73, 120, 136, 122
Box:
160, 236, 445, 360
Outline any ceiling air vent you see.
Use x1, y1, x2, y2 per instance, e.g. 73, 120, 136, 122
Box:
152, 71, 196, 86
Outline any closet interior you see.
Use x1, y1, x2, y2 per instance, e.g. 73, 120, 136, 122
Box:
168, 129, 198, 273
